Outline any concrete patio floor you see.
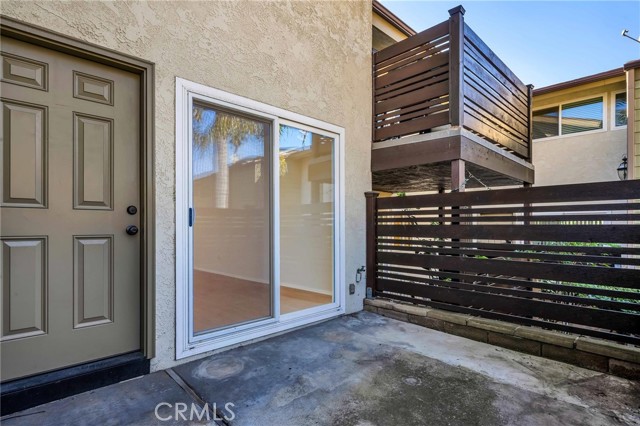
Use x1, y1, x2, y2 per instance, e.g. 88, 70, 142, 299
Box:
3, 311, 639, 426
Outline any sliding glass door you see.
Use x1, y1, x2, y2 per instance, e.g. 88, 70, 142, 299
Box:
191, 102, 272, 334
279, 124, 334, 315
178, 80, 343, 356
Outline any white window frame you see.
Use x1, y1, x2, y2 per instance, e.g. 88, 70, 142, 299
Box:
611, 90, 628, 129
533, 93, 607, 141
175, 77, 345, 359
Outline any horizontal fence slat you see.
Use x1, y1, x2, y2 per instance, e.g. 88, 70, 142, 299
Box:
376, 180, 640, 209
378, 278, 639, 333
377, 213, 640, 224
377, 251, 640, 289
378, 202, 640, 216
377, 265, 640, 300
377, 224, 640, 244
376, 243, 640, 266
377, 271, 639, 312
376, 238, 640, 257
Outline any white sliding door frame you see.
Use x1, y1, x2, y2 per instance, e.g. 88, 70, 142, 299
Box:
175, 78, 345, 359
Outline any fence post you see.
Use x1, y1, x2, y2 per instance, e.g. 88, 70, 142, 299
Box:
448, 5, 465, 128
365, 191, 379, 299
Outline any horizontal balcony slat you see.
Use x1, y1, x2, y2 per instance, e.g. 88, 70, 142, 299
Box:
375, 37, 450, 76
376, 95, 448, 123
463, 54, 528, 122
375, 80, 449, 114
463, 41, 528, 109
464, 112, 529, 157
374, 112, 449, 141
464, 80, 528, 140
376, 52, 449, 89
376, 104, 449, 130
375, 20, 449, 64
376, 68, 449, 101
463, 23, 528, 99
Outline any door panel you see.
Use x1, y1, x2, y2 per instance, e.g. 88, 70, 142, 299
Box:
73, 113, 113, 209
0, 36, 141, 381
73, 236, 113, 328
191, 102, 272, 334
1, 238, 47, 341
1, 99, 47, 207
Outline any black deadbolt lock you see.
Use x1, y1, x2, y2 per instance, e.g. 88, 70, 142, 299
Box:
127, 205, 138, 215
126, 225, 139, 236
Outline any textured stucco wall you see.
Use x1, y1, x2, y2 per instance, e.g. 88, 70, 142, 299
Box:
533, 80, 626, 185
2, 0, 372, 371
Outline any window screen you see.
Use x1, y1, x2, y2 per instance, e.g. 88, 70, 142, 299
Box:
532, 107, 559, 139
615, 93, 627, 126
561, 97, 603, 135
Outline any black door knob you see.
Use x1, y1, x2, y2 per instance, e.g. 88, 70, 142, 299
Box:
127, 205, 138, 215
126, 225, 139, 235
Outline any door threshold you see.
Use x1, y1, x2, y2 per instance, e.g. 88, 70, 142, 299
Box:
1, 352, 150, 416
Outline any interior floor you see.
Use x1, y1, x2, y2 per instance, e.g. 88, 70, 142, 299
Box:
193, 270, 332, 333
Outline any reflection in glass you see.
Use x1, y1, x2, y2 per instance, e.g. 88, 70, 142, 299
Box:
192, 103, 271, 333
279, 124, 334, 314
561, 97, 603, 135
532, 107, 559, 139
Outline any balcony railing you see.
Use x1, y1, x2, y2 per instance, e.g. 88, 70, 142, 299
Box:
373, 6, 533, 161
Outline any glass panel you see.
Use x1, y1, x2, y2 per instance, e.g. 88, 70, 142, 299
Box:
192, 102, 271, 334
279, 124, 334, 314
532, 107, 559, 139
561, 97, 603, 135
615, 93, 627, 127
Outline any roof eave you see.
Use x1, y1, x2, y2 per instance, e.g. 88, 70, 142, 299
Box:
372, 0, 416, 37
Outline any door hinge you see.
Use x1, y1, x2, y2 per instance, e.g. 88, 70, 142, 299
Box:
188, 207, 195, 227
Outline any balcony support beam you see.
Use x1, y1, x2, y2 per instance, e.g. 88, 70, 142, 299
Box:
451, 159, 466, 192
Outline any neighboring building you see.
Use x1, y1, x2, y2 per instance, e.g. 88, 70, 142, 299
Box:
624, 59, 640, 179
532, 62, 639, 185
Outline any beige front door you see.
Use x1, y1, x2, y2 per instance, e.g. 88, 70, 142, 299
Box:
1, 36, 141, 381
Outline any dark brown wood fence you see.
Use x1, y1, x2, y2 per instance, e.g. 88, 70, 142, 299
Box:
372, 8, 532, 160
365, 180, 640, 345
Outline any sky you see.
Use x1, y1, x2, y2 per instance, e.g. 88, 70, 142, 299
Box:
380, 1, 640, 88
